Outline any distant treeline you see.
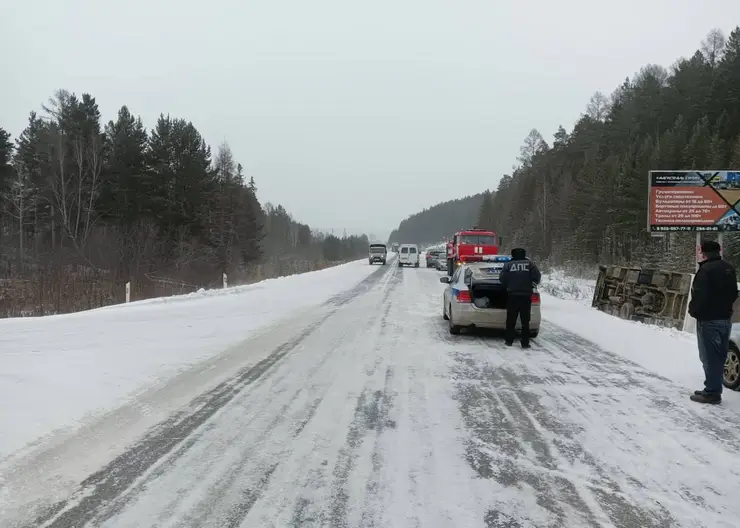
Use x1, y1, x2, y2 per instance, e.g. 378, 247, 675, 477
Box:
388, 193, 485, 246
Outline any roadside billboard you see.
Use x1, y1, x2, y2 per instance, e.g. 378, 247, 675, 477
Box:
648, 170, 740, 232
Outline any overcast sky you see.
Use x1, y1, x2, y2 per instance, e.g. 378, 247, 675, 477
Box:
2, 0, 740, 240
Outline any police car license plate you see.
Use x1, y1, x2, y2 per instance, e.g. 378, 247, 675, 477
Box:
482, 265, 503, 276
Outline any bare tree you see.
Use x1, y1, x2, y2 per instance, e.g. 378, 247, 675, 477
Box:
518, 129, 547, 167
75, 129, 104, 246
636, 64, 669, 87
534, 175, 554, 252
4, 160, 32, 264
701, 28, 726, 68
42, 92, 104, 252
585, 91, 610, 121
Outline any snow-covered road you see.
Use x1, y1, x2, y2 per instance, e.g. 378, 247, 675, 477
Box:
7, 262, 740, 527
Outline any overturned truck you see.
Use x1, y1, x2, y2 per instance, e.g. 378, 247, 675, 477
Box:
591, 265, 692, 330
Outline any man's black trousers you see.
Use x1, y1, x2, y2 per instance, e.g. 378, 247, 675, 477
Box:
505, 294, 532, 345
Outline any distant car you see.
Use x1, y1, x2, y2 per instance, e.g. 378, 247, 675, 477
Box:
439, 259, 541, 336
399, 244, 420, 267
426, 250, 444, 268
368, 244, 387, 265
725, 329, 740, 390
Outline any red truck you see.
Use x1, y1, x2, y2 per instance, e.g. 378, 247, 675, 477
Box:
446, 227, 501, 276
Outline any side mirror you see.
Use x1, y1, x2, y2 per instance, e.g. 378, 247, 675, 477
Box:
439, 276, 450, 284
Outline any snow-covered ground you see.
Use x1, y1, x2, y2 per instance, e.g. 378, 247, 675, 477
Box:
0, 258, 388, 461
3, 259, 740, 527
539, 268, 596, 304
537, 269, 738, 410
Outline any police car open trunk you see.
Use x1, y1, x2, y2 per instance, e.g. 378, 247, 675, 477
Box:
466, 259, 510, 309
471, 283, 508, 309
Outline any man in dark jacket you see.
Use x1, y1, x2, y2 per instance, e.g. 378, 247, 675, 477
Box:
689, 240, 738, 404
499, 247, 542, 349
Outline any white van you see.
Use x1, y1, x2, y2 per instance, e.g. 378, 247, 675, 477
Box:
398, 244, 420, 267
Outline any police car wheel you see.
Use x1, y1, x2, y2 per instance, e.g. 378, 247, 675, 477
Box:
448, 306, 461, 334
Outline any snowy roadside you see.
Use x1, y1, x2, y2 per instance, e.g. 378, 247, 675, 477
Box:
0, 257, 388, 460
538, 268, 595, 305
539, 268, 740, 411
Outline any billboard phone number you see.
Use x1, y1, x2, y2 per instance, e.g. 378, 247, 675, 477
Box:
651, 226, 720, 232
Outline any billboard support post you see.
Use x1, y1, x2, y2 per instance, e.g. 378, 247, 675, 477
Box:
696, 232, 701, 272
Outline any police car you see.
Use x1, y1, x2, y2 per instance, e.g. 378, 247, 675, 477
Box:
439, 255, 541, 336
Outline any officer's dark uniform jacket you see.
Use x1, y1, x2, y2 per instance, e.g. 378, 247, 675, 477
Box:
689, 253, 738, 321
500, 251, 542, 295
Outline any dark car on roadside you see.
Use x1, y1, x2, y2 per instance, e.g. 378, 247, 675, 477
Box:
426, 250, 444, 268
726, 328, 740, 391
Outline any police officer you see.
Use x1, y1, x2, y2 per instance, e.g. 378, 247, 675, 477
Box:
499, 247, 541, 348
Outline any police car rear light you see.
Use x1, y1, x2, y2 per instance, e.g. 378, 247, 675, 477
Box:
455, 290, 471, 303
531, 292, 540, 304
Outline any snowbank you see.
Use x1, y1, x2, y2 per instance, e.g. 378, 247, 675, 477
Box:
0, 258, 383, 459
539, 269, 595, 304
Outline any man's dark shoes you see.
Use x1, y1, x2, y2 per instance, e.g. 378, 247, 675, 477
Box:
690, 391, 721, 404
505, 341, 513, 346
521, 343, 531, 349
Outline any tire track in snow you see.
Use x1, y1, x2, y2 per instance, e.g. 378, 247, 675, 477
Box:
285, 263, 409, 527
536, 322, 740, 524
390, 266, 474, 527
207, 264, 402, 527
130, 265, 404, 527
28, 263, 399, 528
485, 338, 678, 527
32, 313, 334, 528
450, 318, 740, 527
451, 346, 604, 527
327, 385, 395, 528
323, 277, 399, 528
358, 365, 396, 528
241, 266, 402, 527
541, 322, 740, 452
325, 258, 397, 307
171, 347, 352, 527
